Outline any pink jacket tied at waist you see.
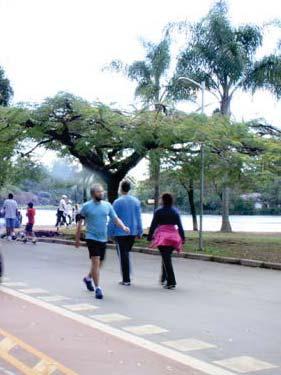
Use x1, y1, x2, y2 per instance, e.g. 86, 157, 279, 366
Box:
150, 225, 184, 252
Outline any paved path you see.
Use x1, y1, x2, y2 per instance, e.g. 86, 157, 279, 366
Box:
0, 240, 280, 375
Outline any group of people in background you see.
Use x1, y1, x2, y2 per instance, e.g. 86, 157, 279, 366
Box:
0, 194, 36, 243
55, 195, 79, 230
75, 180, 185, 300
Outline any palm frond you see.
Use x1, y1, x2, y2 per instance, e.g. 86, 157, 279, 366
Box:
244, 55, 281, 98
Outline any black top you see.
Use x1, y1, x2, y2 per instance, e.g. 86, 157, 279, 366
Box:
147, 206, 185, 241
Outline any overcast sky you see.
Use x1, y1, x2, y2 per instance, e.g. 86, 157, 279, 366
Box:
0, 0, 280, 178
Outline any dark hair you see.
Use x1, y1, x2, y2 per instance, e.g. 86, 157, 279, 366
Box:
28, 202, 33, 208
121, 180, 131, 193
162, 193, 173, 207
8, 193, 13, 199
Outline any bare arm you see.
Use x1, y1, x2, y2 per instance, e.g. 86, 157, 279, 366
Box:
75, 219, 83, 248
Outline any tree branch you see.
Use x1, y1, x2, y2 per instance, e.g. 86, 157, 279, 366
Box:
20, 138, 55, 157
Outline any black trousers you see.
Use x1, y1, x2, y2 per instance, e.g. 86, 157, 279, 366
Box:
116, 236, 135, 283
56, 210, 66, 227
159, 246, 176, 286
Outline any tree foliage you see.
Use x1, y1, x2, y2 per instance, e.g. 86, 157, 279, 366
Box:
0, 67, 13, 106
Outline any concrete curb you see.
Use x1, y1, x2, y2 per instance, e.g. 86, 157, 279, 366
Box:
36, 237, 281, 272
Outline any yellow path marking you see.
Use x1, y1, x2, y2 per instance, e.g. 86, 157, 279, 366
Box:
0, 328, 78, 375
0, 337, 16, 352
33, 359, 57, 374
0, 349, 38, 375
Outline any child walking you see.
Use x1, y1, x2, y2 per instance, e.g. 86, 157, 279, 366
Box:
23, 202, 36, 244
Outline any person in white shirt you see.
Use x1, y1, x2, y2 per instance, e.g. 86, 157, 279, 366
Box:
2, 193, 18, 240
55, 195, 67, 230
66, 200, 73, 225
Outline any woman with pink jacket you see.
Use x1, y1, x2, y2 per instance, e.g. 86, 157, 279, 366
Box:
148, 193, 185, 289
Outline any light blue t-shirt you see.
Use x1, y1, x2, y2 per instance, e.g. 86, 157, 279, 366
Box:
108, 195, 143, 237
80, 200, 117, 242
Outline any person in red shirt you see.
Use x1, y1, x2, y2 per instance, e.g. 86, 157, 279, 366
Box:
23, 202, 36, 244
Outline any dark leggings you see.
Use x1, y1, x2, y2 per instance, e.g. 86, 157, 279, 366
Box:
159, 246, 176, 286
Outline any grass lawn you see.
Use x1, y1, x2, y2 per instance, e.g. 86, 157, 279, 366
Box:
60, 227, 281, 264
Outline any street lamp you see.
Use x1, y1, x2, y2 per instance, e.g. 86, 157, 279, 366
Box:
178, 77, 205, 251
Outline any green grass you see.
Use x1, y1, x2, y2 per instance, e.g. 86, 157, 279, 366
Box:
60, 227, 281, 263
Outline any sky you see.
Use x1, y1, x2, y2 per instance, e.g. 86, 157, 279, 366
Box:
0, 0, 281, 179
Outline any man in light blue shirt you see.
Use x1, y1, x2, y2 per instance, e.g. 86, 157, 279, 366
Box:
75, 184, 129, 299
109, 180, 143, 286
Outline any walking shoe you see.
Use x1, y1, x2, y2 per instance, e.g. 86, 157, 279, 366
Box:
163, 284, 176, 290
83, 277, 95, 292
95, 287, 103, 299
32, 239, 37, 244
119, 281, 131, 286
23, 238, 27, 244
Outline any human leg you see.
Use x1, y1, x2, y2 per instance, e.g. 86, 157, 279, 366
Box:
85, 240, 106, 297
159, 246, 176, 287
116, 236, 135, 284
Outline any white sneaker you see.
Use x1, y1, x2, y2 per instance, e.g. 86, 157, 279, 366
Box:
7, 236, 12, 241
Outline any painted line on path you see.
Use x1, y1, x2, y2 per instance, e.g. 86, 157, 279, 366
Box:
0, 327, 78, 375
0, 285, 236, 375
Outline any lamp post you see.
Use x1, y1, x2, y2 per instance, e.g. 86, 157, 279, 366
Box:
178, 77, 205, 251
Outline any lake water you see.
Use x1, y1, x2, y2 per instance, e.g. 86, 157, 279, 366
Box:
1, 209, 280, 233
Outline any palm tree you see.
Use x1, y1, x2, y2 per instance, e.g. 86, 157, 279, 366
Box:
169, 0, 281, 232
109, 39, 171, 209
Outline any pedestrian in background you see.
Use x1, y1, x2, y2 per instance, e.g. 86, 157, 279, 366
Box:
74, 204, 80, 225
55, 195, 67, 230
109, 180, 143, 286
66, 199, 73, 225
148, 193, 185, 289
23, 202, 36, 244
2, 193, 18, 240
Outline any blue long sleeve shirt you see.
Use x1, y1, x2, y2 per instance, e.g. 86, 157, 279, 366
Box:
108, 195, 143, 237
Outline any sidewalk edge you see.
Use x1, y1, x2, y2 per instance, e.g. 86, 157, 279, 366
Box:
36, 238, 281, 271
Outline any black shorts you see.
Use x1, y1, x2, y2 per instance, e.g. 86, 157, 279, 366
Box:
25, 223, 34, 233
86, 240, 107, 261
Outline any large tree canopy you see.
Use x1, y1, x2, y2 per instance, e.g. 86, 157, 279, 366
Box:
21, 92, 207, 201
19, 92, 273, 206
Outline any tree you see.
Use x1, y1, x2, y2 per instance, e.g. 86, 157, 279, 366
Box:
22, 92, 204, 202
0, 67, 13, 106
109, 39, 173, 208
163, 153, 201, 231
0, 107, 24, 190
168, 0, 281, 231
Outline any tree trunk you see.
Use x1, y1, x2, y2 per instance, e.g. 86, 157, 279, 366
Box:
107, 178, 121, 203
187, 179, 198, 231
149, 151, 161, 210
82, 168, 87, 202
220, 92, 232, 232
220, 94, 231, 116
220, 186, 232, 232
153, 162, 160, 210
